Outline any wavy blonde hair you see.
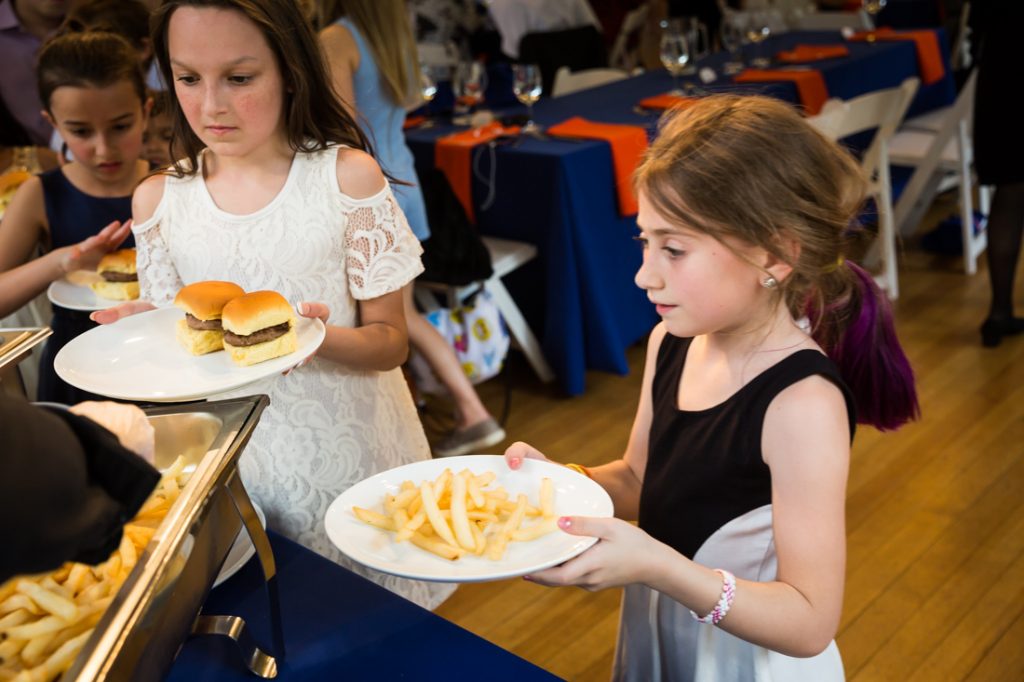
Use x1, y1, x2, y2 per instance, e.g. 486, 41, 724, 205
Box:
316, 0, 418, 106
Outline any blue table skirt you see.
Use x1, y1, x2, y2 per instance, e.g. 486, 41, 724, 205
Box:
407, 30, 954, 395
166, 533, 558, 681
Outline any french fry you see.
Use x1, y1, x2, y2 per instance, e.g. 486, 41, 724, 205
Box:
409, 532, 463, 561
394, 511, 426, 543
449, 472, 476, 551
511, 517, 559, 542
470, 522, 487, 556
431, 469, 452, 501
352, 507, 395, 531
18, 632, 56, 668
0, 596, 40, 617
540, 478, 554, 519
467, 474, 486, 509
0, 609, 31, 630
16, 582, 77, 623
418, 482, 458, 548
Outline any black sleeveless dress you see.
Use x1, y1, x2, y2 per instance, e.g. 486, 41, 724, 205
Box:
613, 333, 855, 682
36, 169, 134, 405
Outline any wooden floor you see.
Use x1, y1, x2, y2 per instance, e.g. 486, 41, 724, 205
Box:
426, 199, 1024, 681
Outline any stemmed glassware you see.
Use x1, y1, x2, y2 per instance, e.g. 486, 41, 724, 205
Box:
862, 0, 887, 41
659, 20, 691, 95
745, 10, 772, 68
720, 13, 745, 75
453, 60, 487, 123
512, 63, 543, 135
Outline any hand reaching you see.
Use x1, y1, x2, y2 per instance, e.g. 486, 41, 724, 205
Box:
89, 300, 156, 325
505, 441, 553, 469
524, 516, 664, 592
282, 301, 329, 375
57, 219, 132, 274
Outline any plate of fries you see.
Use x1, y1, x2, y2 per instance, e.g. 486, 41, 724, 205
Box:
324, 455, 614, 582
0, 457, 191, 681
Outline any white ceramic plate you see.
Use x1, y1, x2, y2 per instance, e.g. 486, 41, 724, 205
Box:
47, 270, 117, 311
213, 502, 266, 588
53, 306, 326, 402
324, 455, 614, 583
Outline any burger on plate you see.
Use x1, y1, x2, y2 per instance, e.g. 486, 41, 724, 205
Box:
173, 281, 246, 355
91, 248, 140, 300
221, 290, 297, 366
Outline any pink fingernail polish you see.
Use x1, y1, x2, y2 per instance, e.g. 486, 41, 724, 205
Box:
558, 517, 572, 530
523, 575, 532, 581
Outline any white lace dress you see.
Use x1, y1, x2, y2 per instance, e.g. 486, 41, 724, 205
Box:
132, 146, 454, 610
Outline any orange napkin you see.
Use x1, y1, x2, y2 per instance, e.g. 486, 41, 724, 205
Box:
848, 28, 945, 85
776, 44, 850, 63
547, 117, 648, 217
637, 94, 700, 112
434, 122, 519, 224
403, 115, 427, 130
733, 68, 828, 115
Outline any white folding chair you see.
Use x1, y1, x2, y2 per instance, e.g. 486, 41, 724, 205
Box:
415, 236, 555, 383
608, 3, 649, 72
889, 69, 989, 275
808, 77, 920, 299
551, 66, 628, 97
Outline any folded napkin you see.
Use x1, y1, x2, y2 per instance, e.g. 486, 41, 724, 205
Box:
434, 122, 519, 224
848, 28, 945, 85
776, 44, 850, 63
547, 117, 649, 217
636, 93, 700, 112
403, 114, 427, 130
733, 68, 828, 115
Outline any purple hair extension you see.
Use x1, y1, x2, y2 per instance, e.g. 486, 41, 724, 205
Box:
810, 262, 920, 431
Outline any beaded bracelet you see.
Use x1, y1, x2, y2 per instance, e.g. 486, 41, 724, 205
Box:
564, 463, 592, 479
690, 569, 736, 625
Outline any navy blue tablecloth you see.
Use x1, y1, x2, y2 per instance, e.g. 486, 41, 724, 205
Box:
407, 30, 954, 395
166, 533, 558, 681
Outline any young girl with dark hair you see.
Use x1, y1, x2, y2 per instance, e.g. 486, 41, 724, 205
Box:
93, 0, 453, 610
0, 31, 146, 404
506, 95, 919, 681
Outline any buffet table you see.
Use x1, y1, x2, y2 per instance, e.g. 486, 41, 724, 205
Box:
406, 30, 955, 395
166, 532, 559, 681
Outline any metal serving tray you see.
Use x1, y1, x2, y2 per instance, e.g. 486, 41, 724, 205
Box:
61, 394, 282, 681
0, 326, 51, 373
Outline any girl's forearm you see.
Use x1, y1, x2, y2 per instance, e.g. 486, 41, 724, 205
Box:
646, 546, 840, 658
314, 322, 408, 371
589, 459, 643, 520
0, 250, 64, 318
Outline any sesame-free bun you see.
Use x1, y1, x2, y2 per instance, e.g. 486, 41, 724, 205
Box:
90, 279, 140, 300
96, 248, 137, 275
175, 318, 227, 355
174, 281, 245, 321
221, 290, 295, 336
224, 326, 298, 366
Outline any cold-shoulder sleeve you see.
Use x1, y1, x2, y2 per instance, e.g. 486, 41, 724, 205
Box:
342, 185, 424, 300
132, 199, 184, 307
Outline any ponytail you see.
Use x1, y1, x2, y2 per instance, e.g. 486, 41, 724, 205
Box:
807, 262, 919, 431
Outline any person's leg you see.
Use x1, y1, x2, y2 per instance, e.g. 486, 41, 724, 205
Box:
403, 285, 492, 429
981, 181, 1024, 346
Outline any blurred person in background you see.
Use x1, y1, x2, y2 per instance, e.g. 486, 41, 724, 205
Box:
317, 0, 506, 458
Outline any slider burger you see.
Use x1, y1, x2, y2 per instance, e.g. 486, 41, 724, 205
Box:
91, 248, 140, 300
173, 280, 246, 355
221, 290, 297, 366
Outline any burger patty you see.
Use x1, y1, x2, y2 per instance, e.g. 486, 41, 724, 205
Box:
102, 272, 138, 283
224, 322, 290, 347
185, 313, 222, 331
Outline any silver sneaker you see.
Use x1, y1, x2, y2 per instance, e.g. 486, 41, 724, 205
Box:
433, 418, 507, 458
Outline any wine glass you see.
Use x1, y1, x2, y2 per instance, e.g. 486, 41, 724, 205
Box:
862, 0, 887, 15
453, 61, 487, 121
512, 63, 543, 135
719, 13, 745, 75
659, 20, 691, 96
745, 11, 772, 69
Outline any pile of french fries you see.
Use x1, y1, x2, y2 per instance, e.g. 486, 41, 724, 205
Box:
353, 468, 557, 561
0, 457, 189, 682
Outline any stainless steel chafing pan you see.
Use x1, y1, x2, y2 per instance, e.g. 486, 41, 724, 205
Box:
60, 394, 281, 681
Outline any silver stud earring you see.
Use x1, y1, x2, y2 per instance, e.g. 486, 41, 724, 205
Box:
761, 275, 778, 289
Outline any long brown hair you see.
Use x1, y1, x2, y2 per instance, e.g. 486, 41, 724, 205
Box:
150, 0, 373, 177
316, 0, 419, 107
637, 95, 919, 430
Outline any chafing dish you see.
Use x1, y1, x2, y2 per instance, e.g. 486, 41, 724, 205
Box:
61, 394, 282, 681
0, 326, 51, 373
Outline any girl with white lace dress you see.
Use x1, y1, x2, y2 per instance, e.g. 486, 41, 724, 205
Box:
92, 0, 453, 610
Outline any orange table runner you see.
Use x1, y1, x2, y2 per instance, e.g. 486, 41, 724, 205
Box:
434, 122, 519, 223
776, 44, 850, 63
403, 114, 427, 130
848, 28, 945, 85
636, 93, 700, 112
547, 117, 649, 217
733, 68, 828, 115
